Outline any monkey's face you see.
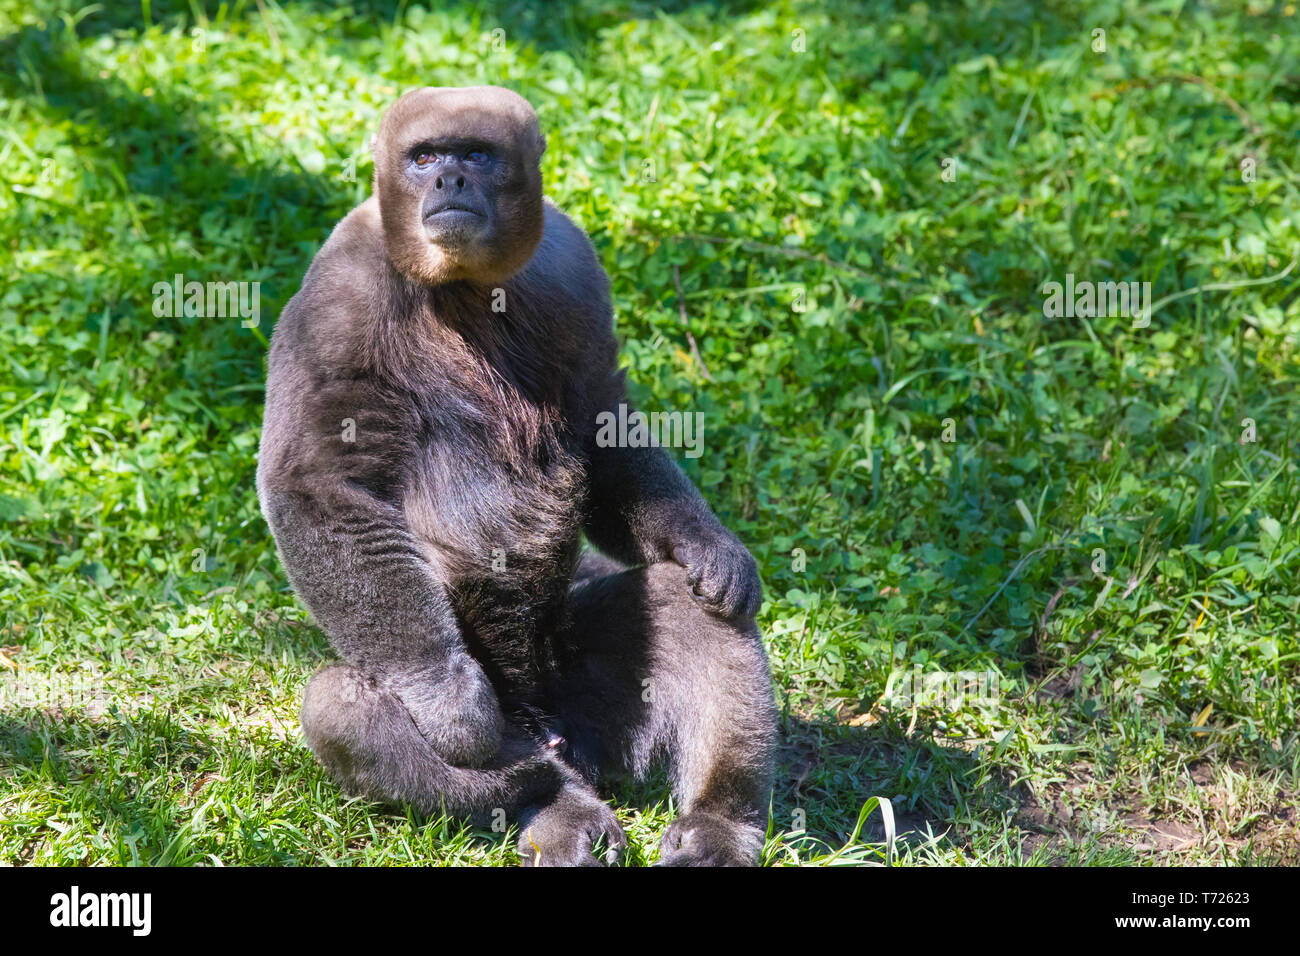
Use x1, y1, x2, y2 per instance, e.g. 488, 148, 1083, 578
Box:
374, 86, 546, 287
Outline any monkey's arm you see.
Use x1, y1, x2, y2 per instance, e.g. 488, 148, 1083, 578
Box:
581, 394, 761, 622
258, 362, 504, 767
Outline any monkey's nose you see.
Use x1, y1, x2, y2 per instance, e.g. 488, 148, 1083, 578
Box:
434, 174, 467, 191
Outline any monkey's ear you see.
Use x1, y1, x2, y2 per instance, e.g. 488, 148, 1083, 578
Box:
369, 134, 378, 156
538, 134, 547, 158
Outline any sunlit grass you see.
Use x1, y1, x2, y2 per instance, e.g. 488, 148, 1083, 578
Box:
1, 0, 1297, 865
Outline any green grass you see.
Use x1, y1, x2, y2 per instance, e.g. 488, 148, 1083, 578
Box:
2, 0, 1299, 866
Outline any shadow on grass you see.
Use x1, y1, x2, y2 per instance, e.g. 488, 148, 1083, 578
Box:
594, 711, 1006, 864
771, 712, 1002, 861
57, 0, 766, 58
0, 0, 1116, 392
0, 701, 1011, 864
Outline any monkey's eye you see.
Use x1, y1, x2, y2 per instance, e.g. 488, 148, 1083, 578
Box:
464, 149, 489, 164
414, 152, 438, 167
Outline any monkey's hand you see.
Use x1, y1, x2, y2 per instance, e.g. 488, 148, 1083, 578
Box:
672, 528, 762, 622
388, 652, 505, 767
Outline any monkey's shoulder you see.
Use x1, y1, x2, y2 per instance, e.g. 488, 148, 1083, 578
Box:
516, 203, 612, 316
301, 196, 388, 289
311, 198, 392, 311
270, 198, 420, 369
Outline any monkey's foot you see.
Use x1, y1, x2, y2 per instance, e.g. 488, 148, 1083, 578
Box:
656, 812, 763, 867
517, 786, 626, 867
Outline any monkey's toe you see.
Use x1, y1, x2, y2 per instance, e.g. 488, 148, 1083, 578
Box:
517, 787, 626, 867
656, 812, 763, 867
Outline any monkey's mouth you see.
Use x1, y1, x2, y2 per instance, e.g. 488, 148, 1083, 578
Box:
427, 205, 483, 221
423, 204, 488, 243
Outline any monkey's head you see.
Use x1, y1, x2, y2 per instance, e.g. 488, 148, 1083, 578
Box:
373, 86, 546, 286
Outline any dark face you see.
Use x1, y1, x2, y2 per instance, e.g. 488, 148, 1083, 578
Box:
374, 86, 546, 286
416, 143, 497, 246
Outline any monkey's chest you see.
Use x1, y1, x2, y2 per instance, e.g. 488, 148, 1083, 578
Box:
404, 419, 586, 590
404, 422, 585, 708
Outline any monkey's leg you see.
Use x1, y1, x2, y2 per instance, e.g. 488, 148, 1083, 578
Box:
302, 662, 625, 865
302, 662, 553, 814
572, 549, 626, 584
555, 560, 777, 866
261, 483, 506, 767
